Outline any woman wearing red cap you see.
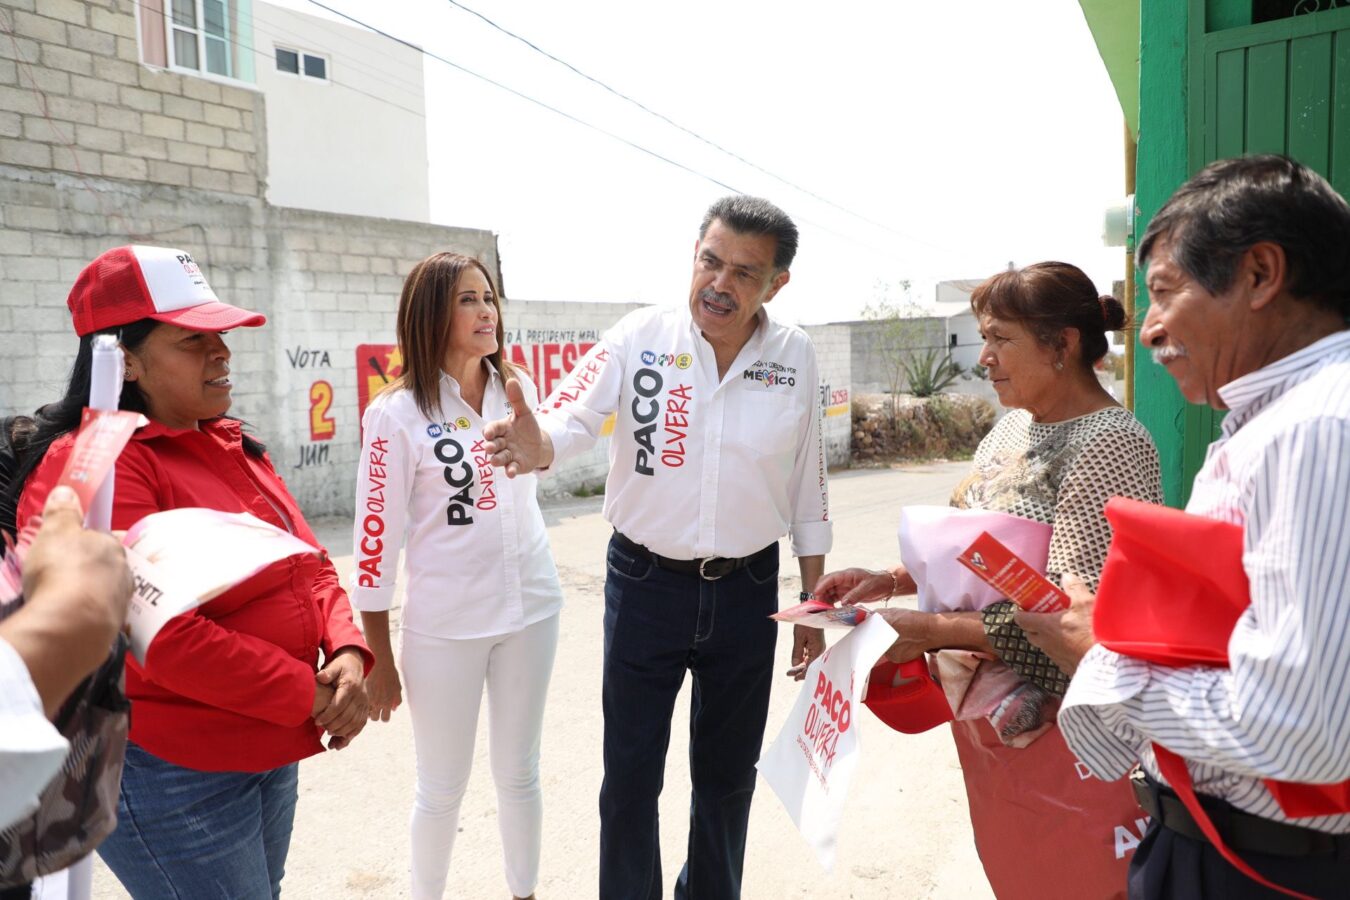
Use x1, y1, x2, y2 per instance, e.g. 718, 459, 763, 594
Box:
816, 262, 1163, 900
6, 245, 373, 900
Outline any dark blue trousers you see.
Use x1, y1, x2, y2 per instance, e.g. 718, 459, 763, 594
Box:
1129, 817, 1350, 899
598, 533, 779, 900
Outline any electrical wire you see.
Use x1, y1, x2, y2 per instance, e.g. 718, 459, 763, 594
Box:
301, 1, 955, 263
304, 0, 745, 195
439, 0, 920, 242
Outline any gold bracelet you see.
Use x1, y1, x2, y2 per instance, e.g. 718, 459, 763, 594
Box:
888, 569, 899, 599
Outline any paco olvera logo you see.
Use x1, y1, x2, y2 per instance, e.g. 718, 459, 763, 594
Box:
175, 252, 201, 275
744, 359, 797, 388
800, 666, 852, 773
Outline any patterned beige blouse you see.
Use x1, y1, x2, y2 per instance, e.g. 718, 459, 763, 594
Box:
951, 405, 1163, 693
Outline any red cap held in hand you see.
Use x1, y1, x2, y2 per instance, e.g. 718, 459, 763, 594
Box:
864, 658, 953, 734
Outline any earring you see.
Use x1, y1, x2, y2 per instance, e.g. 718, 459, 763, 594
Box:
1054, 361, 1064, 371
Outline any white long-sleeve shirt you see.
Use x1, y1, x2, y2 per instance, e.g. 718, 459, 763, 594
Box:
0, 635, 68, 830
1059, 330, 1350, 833
537, 303, 832, 561
350, 364, 563, 640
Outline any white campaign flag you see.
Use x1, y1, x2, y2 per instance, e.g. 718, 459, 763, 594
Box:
757, 614, 897, 871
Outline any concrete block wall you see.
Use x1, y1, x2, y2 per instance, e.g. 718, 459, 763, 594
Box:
845, 316, 950, 395
0, 0, 264, 198
262, 208, 500, 516
0, 164, 268, 416
500, 298, 645, 500
802, 323, 853, 467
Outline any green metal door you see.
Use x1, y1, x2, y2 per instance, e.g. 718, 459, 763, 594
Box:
1199, 9, 1350, 190
1172, 3, 1350, 503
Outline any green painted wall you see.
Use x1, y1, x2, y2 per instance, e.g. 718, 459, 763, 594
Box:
1133, 1, 1192, 506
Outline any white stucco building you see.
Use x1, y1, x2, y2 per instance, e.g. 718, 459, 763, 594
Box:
133, 0, 431, 220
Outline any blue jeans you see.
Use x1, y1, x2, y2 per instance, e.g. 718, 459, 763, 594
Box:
598, 533, 779, 900
97, 742, 299, 900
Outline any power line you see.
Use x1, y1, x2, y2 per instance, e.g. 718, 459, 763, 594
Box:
304, 0, 743, 195
440, 0, 927, 243
300, 1, 951, 264
124, 0, 942, 265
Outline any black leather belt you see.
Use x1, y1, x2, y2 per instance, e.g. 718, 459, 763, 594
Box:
612, 531, 775, 581
1131, 768, 1350, 859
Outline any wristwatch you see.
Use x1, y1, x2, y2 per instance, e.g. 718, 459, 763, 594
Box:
799, 590, 814, 602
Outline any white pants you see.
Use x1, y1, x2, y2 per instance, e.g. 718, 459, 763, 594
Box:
400, 614, 559, 900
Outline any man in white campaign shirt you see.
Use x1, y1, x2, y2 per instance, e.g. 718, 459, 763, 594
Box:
483, 196, 831, 899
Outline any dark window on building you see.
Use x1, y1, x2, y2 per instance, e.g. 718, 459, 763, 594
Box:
275, 47, 299, 73
303, 54, 327, 80
950, 333, 958, 347
1253, 0, 1350, 23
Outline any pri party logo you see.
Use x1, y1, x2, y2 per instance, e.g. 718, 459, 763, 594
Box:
640, 350, 694, 369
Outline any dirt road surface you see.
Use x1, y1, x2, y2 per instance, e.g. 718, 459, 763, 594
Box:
80, 462, 997, 899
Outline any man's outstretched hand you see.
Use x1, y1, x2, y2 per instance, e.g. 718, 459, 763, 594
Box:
482, 377, 553, 477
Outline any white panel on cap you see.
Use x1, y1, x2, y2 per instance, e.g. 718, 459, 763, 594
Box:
131, 245, 220, 312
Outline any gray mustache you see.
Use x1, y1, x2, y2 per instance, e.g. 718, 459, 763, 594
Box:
1151, 345, 1188, 365
699, 288, 736, 309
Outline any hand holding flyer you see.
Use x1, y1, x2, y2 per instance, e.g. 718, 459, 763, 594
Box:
771, 598, 868, 628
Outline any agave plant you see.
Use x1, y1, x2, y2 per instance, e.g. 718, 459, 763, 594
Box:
900, 348, 964, 397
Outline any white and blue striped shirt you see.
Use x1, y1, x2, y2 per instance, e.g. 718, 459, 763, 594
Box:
1060, 329, 1350, 834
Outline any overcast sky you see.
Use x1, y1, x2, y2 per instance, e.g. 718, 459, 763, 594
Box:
271, 0, 1127, 324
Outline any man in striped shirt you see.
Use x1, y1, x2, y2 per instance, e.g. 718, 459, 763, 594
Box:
1019, 155, 1350, 899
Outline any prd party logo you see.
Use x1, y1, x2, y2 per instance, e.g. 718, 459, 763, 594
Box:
640, 350, 693, 369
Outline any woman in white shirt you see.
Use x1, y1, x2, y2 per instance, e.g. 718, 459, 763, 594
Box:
352, 252, 563, 900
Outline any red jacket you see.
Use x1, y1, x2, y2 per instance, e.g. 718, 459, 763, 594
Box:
19, 417, 372, 772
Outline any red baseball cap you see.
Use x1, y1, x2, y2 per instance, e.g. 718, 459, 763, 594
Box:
863, 658, 954, 734
67, 245, 266, 337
